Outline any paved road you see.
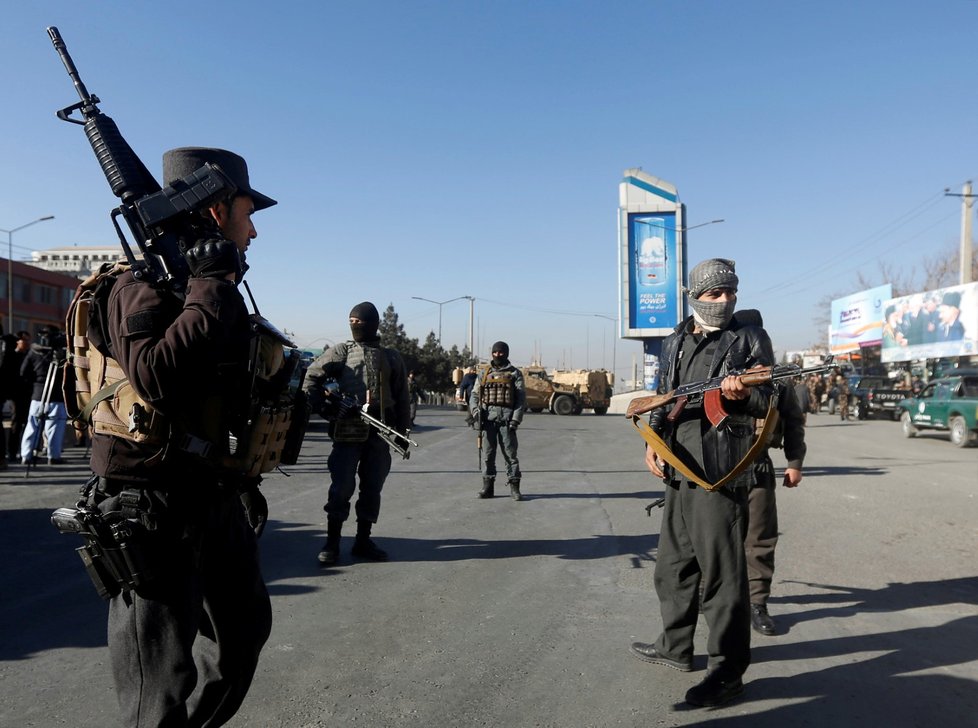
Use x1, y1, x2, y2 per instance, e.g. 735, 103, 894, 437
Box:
1, 406, 976, 727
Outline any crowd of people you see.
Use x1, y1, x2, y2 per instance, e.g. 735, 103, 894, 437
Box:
0, 326, 71, 469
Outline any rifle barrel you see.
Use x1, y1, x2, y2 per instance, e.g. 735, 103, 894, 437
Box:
47, 27, 96, 109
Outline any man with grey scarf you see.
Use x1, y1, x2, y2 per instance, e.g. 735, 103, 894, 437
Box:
629, 258, 775, 708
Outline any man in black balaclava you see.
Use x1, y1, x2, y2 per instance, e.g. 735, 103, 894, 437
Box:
470, 341, 526, 500
302, 302, 411, 565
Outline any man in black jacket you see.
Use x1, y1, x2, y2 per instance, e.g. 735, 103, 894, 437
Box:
629, 258, 774, 708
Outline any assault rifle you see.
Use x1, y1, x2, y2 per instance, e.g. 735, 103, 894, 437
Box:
322, 384, 419, 459
47, 27, 235, 293
626, 356, 834, 429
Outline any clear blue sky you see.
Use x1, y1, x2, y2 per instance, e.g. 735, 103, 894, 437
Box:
4, 1, 976, 385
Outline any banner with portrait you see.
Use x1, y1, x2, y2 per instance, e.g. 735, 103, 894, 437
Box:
881, 281, 978, 363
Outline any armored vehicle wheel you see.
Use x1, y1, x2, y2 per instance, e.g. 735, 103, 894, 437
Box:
949, 416, 973, 447
529, 407, 544, 413
593, 407, 608, 415
553, 395, 575, 416
900, 411, 917, 438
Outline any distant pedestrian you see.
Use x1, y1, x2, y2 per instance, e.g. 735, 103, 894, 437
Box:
836, 374, 850, 421
3, 331, 31, 462
19, 327, 68, 465
458, 366, 478, 426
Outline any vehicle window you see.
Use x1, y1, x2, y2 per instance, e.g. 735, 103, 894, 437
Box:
918, 384, 935, 399
961, 378, 978, 398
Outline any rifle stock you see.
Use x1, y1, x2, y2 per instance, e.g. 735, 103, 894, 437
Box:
625, 390, 678, 418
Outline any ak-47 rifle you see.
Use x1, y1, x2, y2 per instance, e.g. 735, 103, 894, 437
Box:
47, 27, 235, 293
626, 356, 835, 429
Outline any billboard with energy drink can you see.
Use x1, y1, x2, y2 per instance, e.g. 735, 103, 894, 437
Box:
628, 211, 679, 330
619, 169, 685, 340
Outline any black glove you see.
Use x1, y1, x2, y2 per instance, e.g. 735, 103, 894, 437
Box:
508, 420, 519, 431
185, 239, 243, 280
239, 485, 268, 538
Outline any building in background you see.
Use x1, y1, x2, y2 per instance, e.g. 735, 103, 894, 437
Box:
1, 258, 83, 337
28, 245, 126, 278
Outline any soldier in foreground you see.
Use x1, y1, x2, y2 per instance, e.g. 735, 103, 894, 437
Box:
470, 341, 525, 501
86, 148, 276, 725
630, 258, 774, 708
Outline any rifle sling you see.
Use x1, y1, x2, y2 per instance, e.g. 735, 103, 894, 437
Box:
629, 399, 778, 492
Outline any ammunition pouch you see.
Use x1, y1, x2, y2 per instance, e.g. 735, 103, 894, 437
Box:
230, 324, 308, 475
332, 417, 370, 443
234, 403, 296, 477
482, 368, 515, 407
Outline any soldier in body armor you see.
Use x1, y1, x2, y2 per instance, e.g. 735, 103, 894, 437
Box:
470, 341, 525, 501
84, 147, 276, 727
304, 302, 411, 566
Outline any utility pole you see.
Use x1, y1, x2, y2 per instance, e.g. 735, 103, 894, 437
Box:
946, 181, 975, 284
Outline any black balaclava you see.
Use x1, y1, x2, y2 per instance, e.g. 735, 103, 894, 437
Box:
349, 302, 380, 343
491, 340, 510, 367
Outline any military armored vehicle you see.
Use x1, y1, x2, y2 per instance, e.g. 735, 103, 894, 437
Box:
521, 366, 612, 415
550, 369, 613, 415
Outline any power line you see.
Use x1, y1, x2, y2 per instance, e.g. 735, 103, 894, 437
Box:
758, 190, 949, 295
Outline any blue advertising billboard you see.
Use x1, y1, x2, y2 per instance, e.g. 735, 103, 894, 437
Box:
627, 211, 680, 331
829, 284, 892, 355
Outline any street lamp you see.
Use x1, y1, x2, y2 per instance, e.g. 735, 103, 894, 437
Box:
411, 295, 471, 343
635, 218, 725, 234
2, 216, 55, 329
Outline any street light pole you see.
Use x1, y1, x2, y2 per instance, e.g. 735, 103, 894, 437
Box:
2, 216, 55, 330
411, 295, 471, 344
594, 314, 617, 393
463, 296, 475, 356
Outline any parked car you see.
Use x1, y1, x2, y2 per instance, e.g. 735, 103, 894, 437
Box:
847, 375, 908, 420
897, 371, 978, 447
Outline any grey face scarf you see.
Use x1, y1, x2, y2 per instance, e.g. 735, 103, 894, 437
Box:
689, 297, 736, 331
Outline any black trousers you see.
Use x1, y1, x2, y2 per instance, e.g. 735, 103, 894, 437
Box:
653, 480, 751, 678
746, 456, 778, 606
103, 489, 272, 727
